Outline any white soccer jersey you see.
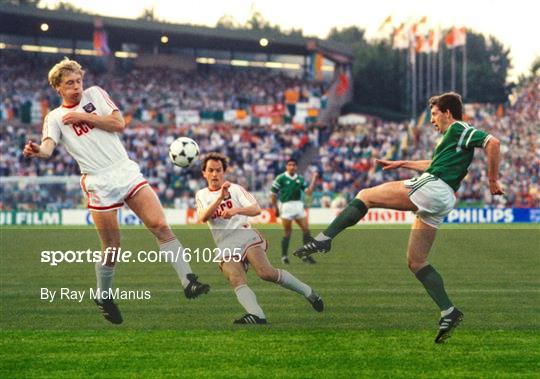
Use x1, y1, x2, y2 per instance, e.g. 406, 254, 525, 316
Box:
196, 183, 258, 243
42, 86, 129, 174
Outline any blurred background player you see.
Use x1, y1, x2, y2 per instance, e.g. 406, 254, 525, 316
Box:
270, 158, 318, 264
23, 57, 209, 325
196, 153, 323, 324
295, 92, 504, 343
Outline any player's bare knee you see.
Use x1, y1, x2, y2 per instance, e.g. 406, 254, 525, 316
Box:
356, 189, 372, 208
407, 258, 426, 273
227, 271, 245, 288
147, 218, 170, 237
256, 267, 278, 282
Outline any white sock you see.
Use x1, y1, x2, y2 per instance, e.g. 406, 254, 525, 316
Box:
314, 233, 331, 242
441, 306, 455, 317
234, 284, 266, 319
160, 238, 192, 288
95, 262, 115, 301
277, 269, 312, 297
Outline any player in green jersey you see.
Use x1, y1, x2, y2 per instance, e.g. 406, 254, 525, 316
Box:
270, 158, 318, 264
294, 92, 504, 343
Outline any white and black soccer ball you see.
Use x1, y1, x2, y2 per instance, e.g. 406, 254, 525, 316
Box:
169, 137, 200, 168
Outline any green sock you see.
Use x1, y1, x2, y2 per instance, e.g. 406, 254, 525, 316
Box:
415, 265, 453, 311
323, 199, 368, 239
281, 236, 290, 256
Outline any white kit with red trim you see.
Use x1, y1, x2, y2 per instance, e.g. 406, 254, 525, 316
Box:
42, 86, 148, 211
196, 183, 267, 261
42, 86, 128, 174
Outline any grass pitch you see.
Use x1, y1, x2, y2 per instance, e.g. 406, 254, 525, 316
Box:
1, 224, 539, 377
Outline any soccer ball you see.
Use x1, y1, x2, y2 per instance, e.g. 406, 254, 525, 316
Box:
169, 137, 200, 168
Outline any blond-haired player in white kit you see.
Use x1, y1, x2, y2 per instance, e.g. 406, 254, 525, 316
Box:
23, 58, 209, 324
196, 152, 323, 324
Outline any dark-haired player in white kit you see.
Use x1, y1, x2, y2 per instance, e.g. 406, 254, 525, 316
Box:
196, 153, 323, 324
23, 58, 209, 324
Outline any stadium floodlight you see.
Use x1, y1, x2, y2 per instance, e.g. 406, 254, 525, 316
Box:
161, 35, 169, 44
259, 38, 269, 47
40, 23, 49, 32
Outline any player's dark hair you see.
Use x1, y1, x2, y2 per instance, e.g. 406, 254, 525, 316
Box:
202, 152, 228, 171
429, 92, 463, 120
286, 158, 297, 165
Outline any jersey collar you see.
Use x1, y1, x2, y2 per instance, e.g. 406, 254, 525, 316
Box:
284, 172, 298, 180
62, 101, 80, 109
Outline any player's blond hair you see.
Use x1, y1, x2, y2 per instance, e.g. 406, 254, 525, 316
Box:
48, 57, 85, 89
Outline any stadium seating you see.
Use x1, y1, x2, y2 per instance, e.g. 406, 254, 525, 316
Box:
0, 52, 538, 210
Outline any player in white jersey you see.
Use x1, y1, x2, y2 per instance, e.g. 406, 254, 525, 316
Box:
23, 58, 209, 324
195, 153, 324, 324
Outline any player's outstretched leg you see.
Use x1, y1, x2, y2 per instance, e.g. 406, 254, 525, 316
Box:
247, 246, 324, 312
294, 181, 416, 259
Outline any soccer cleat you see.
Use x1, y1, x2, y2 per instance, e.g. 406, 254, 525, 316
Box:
281, 256, 290, 264
293, 237, 331, 259
435, 308, 464, 343
94, 298, 123, 324
307, 291, 324, 312
233, 313, 267, 324
302, 256, 317, 264
184, 273, 210, 299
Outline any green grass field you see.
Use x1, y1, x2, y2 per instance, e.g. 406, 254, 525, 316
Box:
1, 224, 539, 378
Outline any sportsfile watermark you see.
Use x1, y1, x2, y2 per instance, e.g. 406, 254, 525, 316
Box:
40, 247, 243, 266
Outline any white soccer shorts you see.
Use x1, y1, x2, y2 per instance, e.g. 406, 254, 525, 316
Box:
405, 173, 456, 228
279, 200, 306, 220
80, 159, 148, 212
216, 229, 268, 271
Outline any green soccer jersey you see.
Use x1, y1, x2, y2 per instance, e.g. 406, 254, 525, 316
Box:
426, 121, 491, 191
271, 173, 308, 202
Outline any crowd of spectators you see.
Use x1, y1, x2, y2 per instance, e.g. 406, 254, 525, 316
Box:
308, 77, 539, 208
1, 52, 538, 210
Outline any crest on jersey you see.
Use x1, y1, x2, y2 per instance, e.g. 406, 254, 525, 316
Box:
83, 103, 96, 113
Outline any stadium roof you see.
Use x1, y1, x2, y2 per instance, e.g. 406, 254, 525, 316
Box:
0, 3, 353, 64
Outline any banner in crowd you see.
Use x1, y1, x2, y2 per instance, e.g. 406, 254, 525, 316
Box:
1, 208, 538, 226
175, 110, 200, 125
250, 104, 286, 117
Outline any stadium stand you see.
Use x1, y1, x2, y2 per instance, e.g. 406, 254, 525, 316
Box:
1, 51, 538, 210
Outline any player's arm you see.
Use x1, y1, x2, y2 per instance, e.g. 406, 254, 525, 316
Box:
270, 178, 281, 216
270, 192, 279, 217
376, 159, 431, 172
198, 182, 231, 223
484, 137, 504, 195
225, 203, 261, 218
222, 185, 261, 219
305, 172, 318, 196
62, 110, 125, 133
23, 139, 56, 159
